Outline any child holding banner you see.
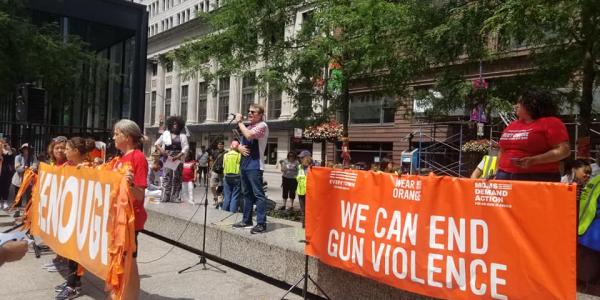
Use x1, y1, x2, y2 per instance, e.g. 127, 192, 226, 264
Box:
56, 136, 96, 299
42, 136, 68, 273
113, 119, 148, 300
47, 136, 67, 166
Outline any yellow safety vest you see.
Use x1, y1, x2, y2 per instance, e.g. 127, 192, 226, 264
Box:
223, 150, 241, 175
481, 155, 498, 179
296, 165, 307, 196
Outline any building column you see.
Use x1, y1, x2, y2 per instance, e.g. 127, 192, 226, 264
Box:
205, 60, 217, 123
229, 75, 241, 117
187, 73, 198, 123
171, 62, 181, 116
279, 90, 293, 120
144, 63, 152, 127
156, 61, 165, 126
205, 83, 217, 123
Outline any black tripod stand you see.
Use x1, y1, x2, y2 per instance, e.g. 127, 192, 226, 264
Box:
178, 118, 237, 274
177, 187, 226, 273
281, 240, 331, 300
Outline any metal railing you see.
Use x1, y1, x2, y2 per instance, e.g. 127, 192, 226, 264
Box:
0, 121, 112, 156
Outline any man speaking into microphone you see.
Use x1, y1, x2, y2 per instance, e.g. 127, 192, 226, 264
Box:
232, 104, 270, 234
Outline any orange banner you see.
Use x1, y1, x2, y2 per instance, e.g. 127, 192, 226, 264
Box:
29, 163, 135, 294
305, 168, 576, 300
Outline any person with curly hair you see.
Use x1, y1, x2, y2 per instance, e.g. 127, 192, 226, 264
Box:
496, 89, 570, 182
154, 115, 189, 202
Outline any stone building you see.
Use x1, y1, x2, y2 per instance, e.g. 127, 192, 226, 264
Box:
137, 0, 544, 175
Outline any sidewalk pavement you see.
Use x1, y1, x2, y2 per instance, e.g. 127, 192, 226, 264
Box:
0, 212, 301, 300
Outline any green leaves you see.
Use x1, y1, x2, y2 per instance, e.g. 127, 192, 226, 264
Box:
173, 0, 600, 131
0, 0, 93, 98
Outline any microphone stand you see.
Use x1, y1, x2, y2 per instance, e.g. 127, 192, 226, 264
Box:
178, 116, 239, 274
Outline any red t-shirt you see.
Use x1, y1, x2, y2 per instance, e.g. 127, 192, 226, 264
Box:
182, 161, 196, 182
116, 149, 148, 231
498, 117, 568, 173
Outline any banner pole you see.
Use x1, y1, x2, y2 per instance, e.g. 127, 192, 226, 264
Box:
280, 240, 331, 300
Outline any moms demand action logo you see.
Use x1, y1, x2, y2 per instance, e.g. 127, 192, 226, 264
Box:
473, 182, 512, 209
329, 171, 357, 190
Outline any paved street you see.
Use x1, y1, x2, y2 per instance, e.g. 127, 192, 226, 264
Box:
0, 212, 301, 300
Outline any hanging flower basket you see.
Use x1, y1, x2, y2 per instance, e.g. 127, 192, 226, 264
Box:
461, 139, 491, 153
472, 78, 489, 90
303, 121, 343, 142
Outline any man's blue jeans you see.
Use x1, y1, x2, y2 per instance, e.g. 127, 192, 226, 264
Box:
222, 175, 241, 212
241, 169, 267, 225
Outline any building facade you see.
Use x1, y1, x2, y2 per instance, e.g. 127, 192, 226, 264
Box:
138, 0, 320, 164
137, 1, 549, 175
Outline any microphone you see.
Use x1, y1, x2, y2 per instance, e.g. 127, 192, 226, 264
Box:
231, 113, 245, 121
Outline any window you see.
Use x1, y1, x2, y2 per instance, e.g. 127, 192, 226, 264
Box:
267, 88, 281, 120
151, 91, 156, 125
218, 77, 230, 122
165, 88, 172, 117
186, 9, 190, 21
180, 85, 188, 121
241, 73, 256, 112
165, 61, 173, 73
497, 33, 528, 51
301, 10, 317, 37
151, 63, 157, 76
198, 82, 207, 122
349, 93, 395, 124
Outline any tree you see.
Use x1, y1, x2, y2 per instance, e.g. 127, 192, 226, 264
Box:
399, 0, 600, 156
0, 0, 93, 103
173, 1, 424, 152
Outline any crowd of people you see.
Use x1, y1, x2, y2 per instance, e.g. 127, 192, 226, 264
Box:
3, 92, 600, 295
0, 119, 148, 299
146, 104, 273, 234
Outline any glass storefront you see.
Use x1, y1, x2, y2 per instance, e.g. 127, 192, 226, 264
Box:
335, 142, 393, 169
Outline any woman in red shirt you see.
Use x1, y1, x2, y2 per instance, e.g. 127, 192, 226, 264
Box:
112, 119, 148, 300
496, 89, 570, 182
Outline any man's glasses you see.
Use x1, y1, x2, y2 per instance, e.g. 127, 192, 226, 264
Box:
248, 110, 259, 115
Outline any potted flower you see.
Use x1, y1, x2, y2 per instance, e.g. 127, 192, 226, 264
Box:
303, 121, 343, 143
461, 139, 492, 153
